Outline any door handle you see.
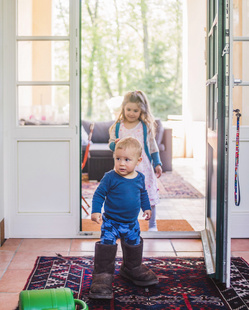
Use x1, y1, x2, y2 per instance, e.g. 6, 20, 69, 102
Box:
234, 79, 242, 85
233, 78, 249, 86
206, 78, 217, 86
206, 74, 217, 86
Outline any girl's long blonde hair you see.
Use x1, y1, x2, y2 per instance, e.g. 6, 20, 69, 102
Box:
110, 90, 156, 137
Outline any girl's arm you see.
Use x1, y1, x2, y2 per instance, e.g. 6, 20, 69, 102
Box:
148, 130, 160, 153
108, 123, 117, 151
147, 130, 163, 171
155, 164, 162, 178
151, 152, 162, 167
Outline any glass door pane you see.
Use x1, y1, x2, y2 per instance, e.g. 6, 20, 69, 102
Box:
17, 0, 69, 36
17, 0, 70, 126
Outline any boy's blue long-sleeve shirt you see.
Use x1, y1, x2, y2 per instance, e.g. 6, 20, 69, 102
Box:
92, 170, 151, 223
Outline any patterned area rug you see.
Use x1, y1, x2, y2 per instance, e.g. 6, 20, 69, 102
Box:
157, 171, 204, 199
23, 256, 249, 309
213, 257, 249, 310
82, 171, 204, 199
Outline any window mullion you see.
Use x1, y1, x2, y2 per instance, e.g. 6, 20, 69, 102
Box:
17, 36, 70, 41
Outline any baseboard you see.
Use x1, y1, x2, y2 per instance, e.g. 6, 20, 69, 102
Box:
0, 218, 4, 246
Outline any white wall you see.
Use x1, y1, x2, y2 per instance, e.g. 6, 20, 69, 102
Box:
0, 0, 4, 224
229, 127, 249, 238
227, 1, 249, 238
182, 0, 206, 161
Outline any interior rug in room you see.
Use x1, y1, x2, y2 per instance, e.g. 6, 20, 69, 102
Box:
82, 171, 204, 199
22, 256, 249, 309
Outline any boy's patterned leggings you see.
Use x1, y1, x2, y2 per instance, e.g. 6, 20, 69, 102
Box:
100, 214, 141, 246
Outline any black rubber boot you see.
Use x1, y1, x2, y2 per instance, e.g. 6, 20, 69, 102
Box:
120, 237, 159, 286
89, 242, 117, 299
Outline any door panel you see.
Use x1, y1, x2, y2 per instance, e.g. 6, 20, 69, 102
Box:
4, 0, 80, 237
17, 141, 70, 213
203, 0, 230, 284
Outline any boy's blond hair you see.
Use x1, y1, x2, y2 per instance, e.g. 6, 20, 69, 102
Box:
115, 137, 142, 157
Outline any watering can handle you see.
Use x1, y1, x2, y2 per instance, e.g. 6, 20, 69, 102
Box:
42, 302, 88, 310
74, 299, 89, 310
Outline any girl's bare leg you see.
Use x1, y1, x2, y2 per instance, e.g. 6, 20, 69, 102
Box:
148, 205, 158, 231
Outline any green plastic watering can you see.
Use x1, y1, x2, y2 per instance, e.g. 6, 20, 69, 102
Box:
19, 288, 88, 310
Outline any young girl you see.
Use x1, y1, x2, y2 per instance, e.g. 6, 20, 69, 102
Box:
109, 90, 162, 231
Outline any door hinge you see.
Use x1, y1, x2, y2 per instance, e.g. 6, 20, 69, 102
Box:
225, 134, 228, 153
222, 44, 229, 56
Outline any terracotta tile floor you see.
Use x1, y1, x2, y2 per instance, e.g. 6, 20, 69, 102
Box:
0, 238, 248, 310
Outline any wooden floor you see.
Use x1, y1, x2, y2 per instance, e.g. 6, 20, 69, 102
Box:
0, 238, 248, 310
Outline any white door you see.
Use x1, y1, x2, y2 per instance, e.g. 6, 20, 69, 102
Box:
3, 0, 80, 237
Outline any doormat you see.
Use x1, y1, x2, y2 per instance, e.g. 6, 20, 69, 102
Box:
81, 219, 194, 232
21, 256, 249, 309
82, 171, 204, 199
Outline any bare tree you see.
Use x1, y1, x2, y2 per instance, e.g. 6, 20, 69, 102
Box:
140, 0, 150, 73
85, 0, 99, 117
173, 0, 182, 94
114, 0, 123, 95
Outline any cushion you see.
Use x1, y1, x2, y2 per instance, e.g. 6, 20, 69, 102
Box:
89, 143, 113, 157
82, 120, 114, 143
155, 119, 164, 145
158, 144, 165, 151
81, 127, 90, 145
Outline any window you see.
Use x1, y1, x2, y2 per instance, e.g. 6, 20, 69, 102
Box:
17, 0, 70, 125
233, 0, 249, 125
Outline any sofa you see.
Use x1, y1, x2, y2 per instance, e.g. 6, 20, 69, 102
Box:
82, 119, 172, 181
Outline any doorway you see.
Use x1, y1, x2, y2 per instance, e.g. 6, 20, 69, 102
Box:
80, 0, 206, 235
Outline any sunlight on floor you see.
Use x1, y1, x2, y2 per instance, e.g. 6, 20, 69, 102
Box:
142, 158, 205, 231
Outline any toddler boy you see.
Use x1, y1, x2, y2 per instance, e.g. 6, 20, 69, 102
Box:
89, 137, 158, 299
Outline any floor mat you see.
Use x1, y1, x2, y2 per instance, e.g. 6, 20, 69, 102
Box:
23, 256, 249, 309
81, 219, 194, 232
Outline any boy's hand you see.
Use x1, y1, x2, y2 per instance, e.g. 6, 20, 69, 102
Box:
115, 138, 120, 144
155, 165, 162, 178
143, 210, 152, 220
91, 213, 102, 224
